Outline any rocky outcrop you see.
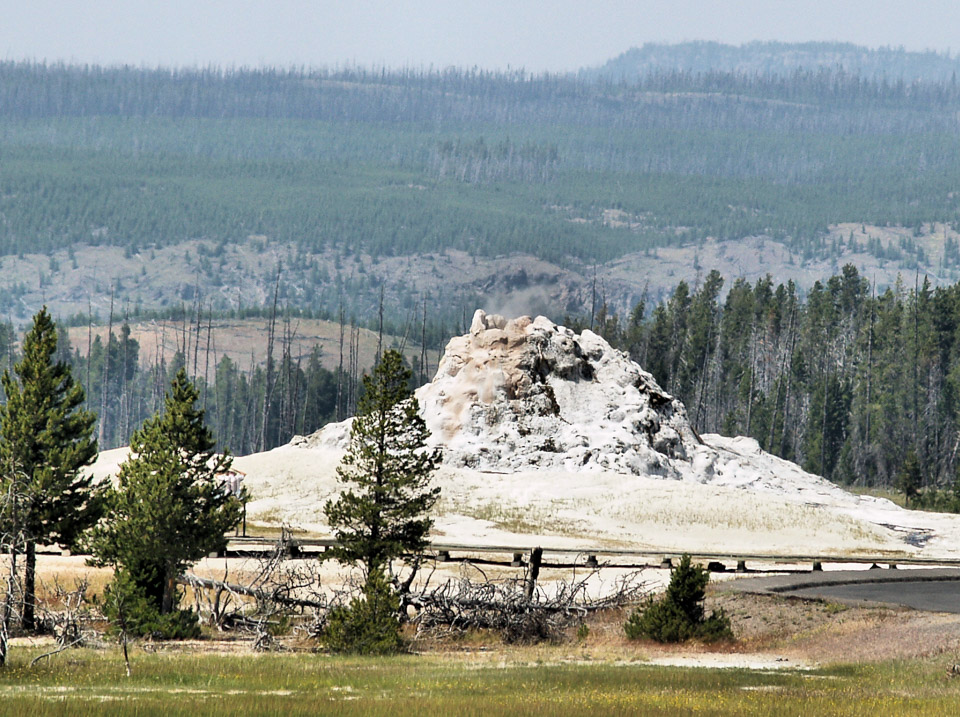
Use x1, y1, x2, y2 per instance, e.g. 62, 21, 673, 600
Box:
296, 310, 704, 476
418, 310, 698, 474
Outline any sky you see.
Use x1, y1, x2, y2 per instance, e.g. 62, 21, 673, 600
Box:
3, 0, 960, 72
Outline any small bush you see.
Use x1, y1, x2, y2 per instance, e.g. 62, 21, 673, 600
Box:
100, 572, 201, 640
576, 622, 590, 642
625, 554, 732, 643
323, 569, 404, 655
141, 608, 202, 640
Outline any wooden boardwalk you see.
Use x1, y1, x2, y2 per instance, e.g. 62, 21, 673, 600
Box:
217, 536, 960, 572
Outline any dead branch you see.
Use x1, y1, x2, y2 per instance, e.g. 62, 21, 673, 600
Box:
29, 635, 85, 667
179, 574, 327, 610
191, 558, 236, 630
405, 565, 649, 644
181, 529, 331, 650
36, 577, 94, 648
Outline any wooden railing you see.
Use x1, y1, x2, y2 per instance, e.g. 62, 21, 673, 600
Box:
217, 536, 960, 572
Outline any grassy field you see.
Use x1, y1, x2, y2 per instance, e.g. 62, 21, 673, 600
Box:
2, 647, 960, 716
6, 566, 960, 715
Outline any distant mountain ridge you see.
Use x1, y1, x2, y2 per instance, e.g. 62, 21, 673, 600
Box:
585, 41, 960, 83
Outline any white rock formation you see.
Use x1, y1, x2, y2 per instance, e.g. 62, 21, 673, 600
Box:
265, 310, 960, 556
295, 310, 703, 476
420, 311, 701, 475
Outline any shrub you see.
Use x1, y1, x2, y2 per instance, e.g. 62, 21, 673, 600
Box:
625, 554, 732, 643
141, 608, 202, 640
100, 572, 201, 640
323, 569, 404, 655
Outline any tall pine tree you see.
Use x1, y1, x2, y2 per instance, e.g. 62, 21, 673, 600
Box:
322, 349, 440, 653
324, 349, 441, 575
0, 307, 99, 631
89, 368, 242, 614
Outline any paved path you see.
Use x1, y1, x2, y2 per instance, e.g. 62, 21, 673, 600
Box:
789, 581, 960, 613
724, 568, 960, 613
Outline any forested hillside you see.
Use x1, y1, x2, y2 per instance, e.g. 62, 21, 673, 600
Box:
2, 259, 960, 493
595, 265, 960, 495
588, 41, 960, 83
49, 310, 418, 455
3, 57, 960, 324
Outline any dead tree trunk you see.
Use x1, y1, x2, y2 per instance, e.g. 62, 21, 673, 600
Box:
99, 287, 114, 444
179, 574, 327, 610
85, 297, 92, 407
336, 300, 345, 422
768, 305, 796, 452
202, 307, 213, 412
259, 271, 281, 452
21, 540, 35, 632
745, 330, 757, 437
376, 285, 384, 365
420, 297, 427, 386
192, 289, 202, 376
0, 484, 21, 666
524, 547, 543, 601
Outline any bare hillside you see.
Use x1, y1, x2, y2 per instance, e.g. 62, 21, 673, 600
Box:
7, 222, 959, 331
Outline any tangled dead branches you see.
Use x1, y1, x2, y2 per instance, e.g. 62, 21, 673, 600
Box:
404, 564, 649, 644
180, 538, 650, 649
181, 528, 328, 650
31, 577, 99, 665
39, 577, 93, 648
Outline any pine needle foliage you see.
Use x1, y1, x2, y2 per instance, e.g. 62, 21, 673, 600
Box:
99, 571, 200, 642
625, 554, 733, 643
324, 349, 441, 575
0, 307, 99, 630
88, 368, 242, 615
896, 449, 922, 506
323, 568, 404, 655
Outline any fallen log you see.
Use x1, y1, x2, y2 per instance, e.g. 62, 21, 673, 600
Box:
179, 573, 327, 610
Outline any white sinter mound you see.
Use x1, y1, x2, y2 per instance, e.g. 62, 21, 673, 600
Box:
93, 310, 960, 557
298, 310, 698, 476
294, 311, 843, 497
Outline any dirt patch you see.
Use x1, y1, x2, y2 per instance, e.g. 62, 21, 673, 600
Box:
709, 588, 960, 663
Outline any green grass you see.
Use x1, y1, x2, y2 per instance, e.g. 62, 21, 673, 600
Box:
848, 486, 909, 508
2, 648, 960, 715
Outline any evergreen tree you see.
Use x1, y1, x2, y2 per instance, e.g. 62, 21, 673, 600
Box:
88, 368, 242, 615
324, 349, 441, 575
0, 307, 99, 631
322, 567, 404, 655
624, 554, 732, 643
896, 449, 922, 505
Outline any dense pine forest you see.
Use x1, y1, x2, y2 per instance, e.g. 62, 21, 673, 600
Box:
0, 307, 398, 456
588, 41, 960, 83
56, 308, 437, 456
0, 259, 954, 496
585, 265, 960, 500
55, 318, 340, 456
0, 259, 957, 503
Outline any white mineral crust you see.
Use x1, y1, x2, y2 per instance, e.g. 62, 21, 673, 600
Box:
91, 310, 960, 556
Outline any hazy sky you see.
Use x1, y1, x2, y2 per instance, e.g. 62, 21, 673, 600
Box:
4, 1, 960, 72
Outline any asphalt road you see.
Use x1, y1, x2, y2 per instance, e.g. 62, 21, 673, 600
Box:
789, 580, 960, 613
727, 568, 960, 613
